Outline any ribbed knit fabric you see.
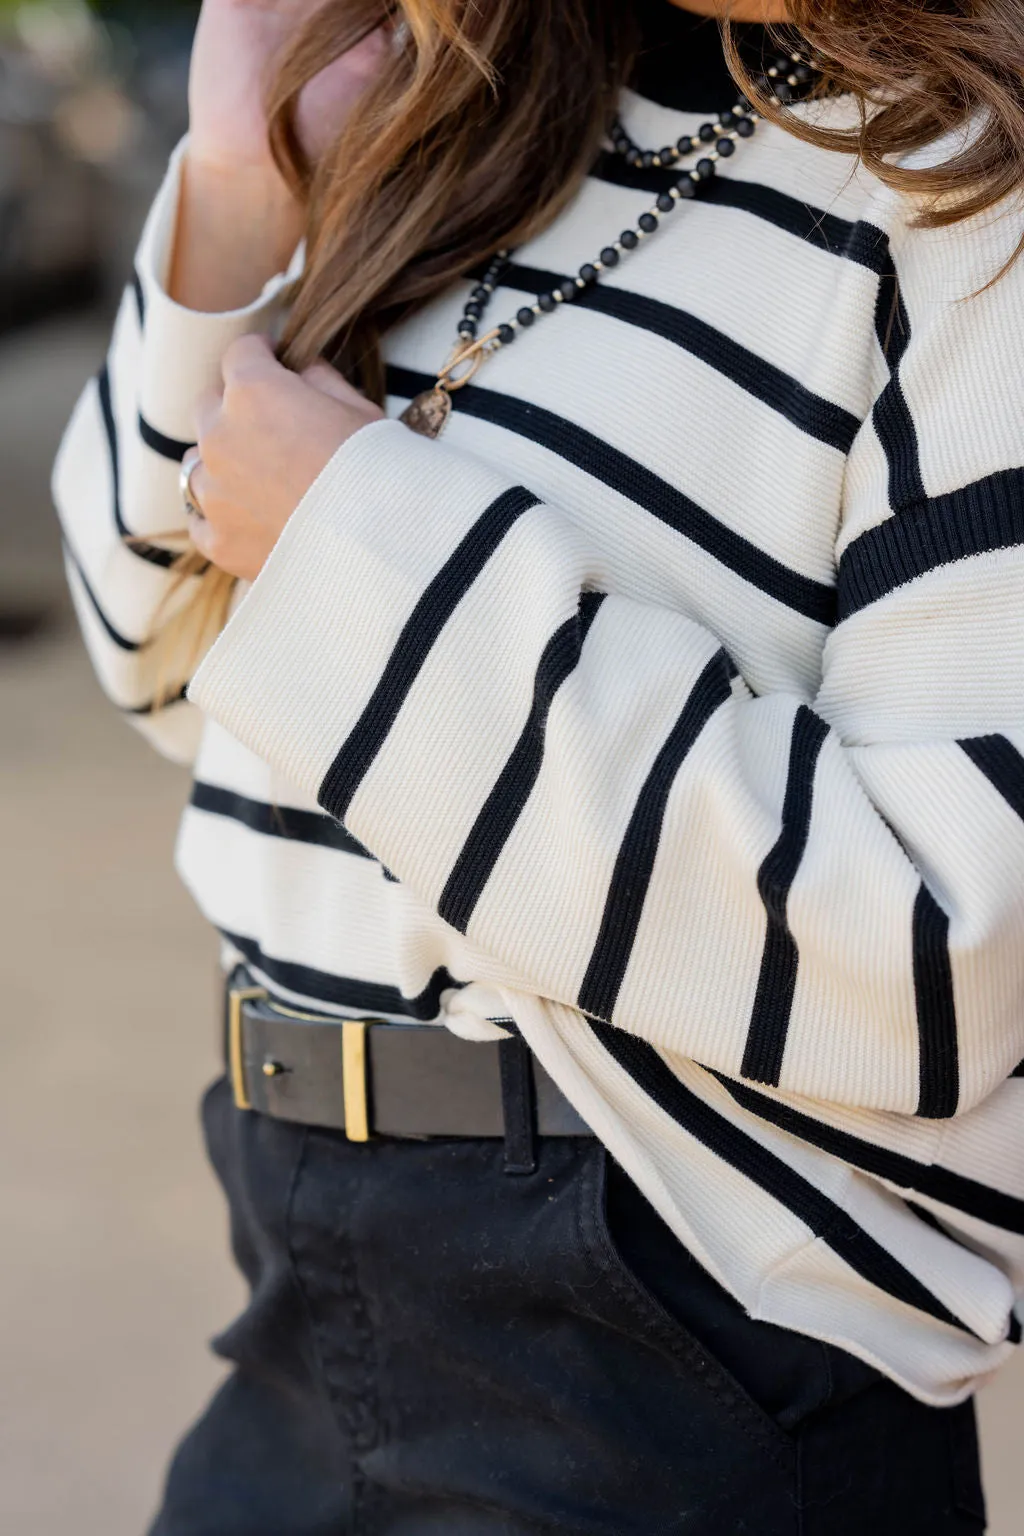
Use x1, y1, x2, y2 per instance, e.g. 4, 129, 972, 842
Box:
53, 51, 1024, 1404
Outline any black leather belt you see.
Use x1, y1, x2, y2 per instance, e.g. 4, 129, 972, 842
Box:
225, 970, 593, 1170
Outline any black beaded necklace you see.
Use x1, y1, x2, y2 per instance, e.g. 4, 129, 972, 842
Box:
400, 45, 820, 439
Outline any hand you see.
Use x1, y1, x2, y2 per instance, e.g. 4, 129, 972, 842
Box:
186, 335, 385, 583
188, 0, 390, 178
171, 1, 390, 310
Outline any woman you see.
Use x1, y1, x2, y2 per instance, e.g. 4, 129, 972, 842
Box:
55, 0, 1024, 1529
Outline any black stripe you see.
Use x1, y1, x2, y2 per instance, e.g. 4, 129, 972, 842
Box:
905, 1200, 953, 1238
871, 277, 925, 510
913, 885, 959, 1119
713, 1072, 1024, 1235
96, 366, 176, 570
438, 591, 607, 934
588, 1018, 978, 1335
124, 684, 188, 715
849, 264, 1024, 618
902, 1200, 997, 1266
123, 539, 177, 570
387, 366, 837, 626
319, 485, 540, 823
130, 268, 145, 327
139, 411, 193, 463
1011, 1059, 1024, 1079
1009, 1312, 1023, 1345
959, 735, 1024, 825
836, 466, 1024, 619
63, 538, 142, 652
588, 156, 891, 273
741, 707, 830, 1086
97, 362, 126, 536
190, 782, 373, 860
486, 262, 859, 453
873, 268, 908, 367
578, 650, 735, 1020
221, 929, 460, 1020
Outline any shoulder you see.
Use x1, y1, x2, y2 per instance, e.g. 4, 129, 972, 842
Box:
831, 114, 1023, 505
847, 112, 1024, 307
773, 99, 1024, 302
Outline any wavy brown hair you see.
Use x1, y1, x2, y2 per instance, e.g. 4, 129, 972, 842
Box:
153, 0, 1024, 699
737, 0, 1024, 226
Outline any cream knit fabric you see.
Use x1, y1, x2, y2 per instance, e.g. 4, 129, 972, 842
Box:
55, 97, 1024, 1404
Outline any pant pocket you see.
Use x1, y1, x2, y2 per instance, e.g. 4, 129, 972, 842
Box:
577, 1155, 816, 1462
948, 1399, 987, 1525
583, 1148, 859, 1436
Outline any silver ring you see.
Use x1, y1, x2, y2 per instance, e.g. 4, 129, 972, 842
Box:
179, 447, 205, 520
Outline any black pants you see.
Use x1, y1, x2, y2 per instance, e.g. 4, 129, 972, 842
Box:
149, 1078, 987, 1535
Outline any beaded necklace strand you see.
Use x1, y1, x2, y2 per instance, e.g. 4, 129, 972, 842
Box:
401, 46, 819, 439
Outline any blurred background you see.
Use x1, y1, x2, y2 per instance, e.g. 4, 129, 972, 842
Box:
0, 3, 1020, 1532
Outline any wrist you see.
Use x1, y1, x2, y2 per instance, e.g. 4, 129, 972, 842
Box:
169, 154, 304, 313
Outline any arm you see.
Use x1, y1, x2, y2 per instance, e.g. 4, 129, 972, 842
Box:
52, 146, 299, 761
190, 204, 1024, 1119
53, 0, 386, 760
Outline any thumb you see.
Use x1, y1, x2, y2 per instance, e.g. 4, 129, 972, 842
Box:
301, 360, 360, 405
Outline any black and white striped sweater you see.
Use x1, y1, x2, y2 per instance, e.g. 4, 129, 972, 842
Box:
54, 33, 1024, 1405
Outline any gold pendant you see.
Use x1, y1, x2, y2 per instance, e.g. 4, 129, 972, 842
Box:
400, 385, 452, 440
399, 329, 499, 439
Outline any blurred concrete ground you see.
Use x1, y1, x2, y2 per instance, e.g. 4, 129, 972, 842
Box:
0, 313, 239, 1535
0, 312, 1021, 1535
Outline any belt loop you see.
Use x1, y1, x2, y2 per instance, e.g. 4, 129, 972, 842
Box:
498, 1037, 537, 1175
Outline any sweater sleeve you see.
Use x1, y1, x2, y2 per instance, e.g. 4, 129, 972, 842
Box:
190, 202, 1024, 1119
52, 142, 301, 762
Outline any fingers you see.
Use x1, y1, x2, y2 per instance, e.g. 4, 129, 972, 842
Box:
293, 25, 392, 160
184, 456, 215, 556
234, 0, 329, 21
300, 360, 357, 404
218, 337, 361, 414
194, 385, 223, 444
221, 331, 279, 387
180, 446, 204, 519
186, 508, 214, 558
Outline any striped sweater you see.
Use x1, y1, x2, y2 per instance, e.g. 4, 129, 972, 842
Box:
54, 73, 1024, 1406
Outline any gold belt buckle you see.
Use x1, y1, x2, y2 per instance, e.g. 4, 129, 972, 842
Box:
228, 985, 268, 1110
341, 1020, 371, 1142
230, 983, 372, 1141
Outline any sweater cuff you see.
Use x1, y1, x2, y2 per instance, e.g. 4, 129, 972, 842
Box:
135, 139, 304, 451
189, 418, 524, 804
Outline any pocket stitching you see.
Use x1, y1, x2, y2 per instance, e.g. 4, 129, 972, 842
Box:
576, 1149, 796, 1473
